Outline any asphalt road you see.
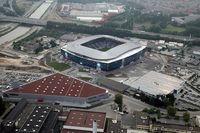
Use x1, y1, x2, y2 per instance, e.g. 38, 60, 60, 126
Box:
90, 88, 152, 120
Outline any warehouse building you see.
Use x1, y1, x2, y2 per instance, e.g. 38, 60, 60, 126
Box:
61, 110, 106, 133
124, 71, 184, 96
1, 103, 59, 133
3, 73, 110, 108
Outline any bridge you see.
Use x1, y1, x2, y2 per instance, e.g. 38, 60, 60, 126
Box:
0, 15, 47, 26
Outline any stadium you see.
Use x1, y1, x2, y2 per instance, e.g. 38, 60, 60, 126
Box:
61, 35, 146, 71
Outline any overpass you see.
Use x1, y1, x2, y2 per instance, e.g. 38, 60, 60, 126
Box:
1, 15, 200, 43
0, 15, 47, 26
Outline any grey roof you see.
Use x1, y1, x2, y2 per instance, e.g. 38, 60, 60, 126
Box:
61, 35, 146, 62
122, 111, 150, 129
106, 119, 127, 133
4, 99, 27, 122
96, 77, 130, 93
40, 111, 58, 133
124, 71, 183, 96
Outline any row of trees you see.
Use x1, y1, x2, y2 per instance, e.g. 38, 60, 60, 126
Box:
12, 28, 65, 51
143, 106, 190, 123
0, 97, 6, 116
114, 94, 123, 112
0, 6, 17, 16
12, 0, 25, 16
135, 92, 175, 108
46, 21, 181, 41
116, 92, 190, 123
104, 2, 144, 30
46, 21, 200, 45
148, 23, 200, 37
3, 0, 9, 7
146, 16, 200, 37
15, 20, 198, 52
167, 106, 190, 123
47, 21, 134, 38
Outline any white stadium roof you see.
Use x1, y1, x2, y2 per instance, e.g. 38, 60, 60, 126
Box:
61, 35, 146, 63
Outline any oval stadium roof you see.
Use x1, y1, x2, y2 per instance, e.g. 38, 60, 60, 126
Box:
61, 35, 146, 62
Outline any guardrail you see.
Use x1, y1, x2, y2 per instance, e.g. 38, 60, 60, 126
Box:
0, 15, 47, 26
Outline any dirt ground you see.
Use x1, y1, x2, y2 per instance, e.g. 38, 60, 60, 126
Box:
0, 57, 37, 66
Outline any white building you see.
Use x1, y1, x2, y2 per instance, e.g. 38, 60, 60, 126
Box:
196, 116, 200, 127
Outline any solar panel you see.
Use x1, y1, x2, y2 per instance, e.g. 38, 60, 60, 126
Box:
20, 106, 51, 133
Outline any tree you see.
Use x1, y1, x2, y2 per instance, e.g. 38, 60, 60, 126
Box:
157, 109, 161, 119
0, 97, 6, 116
34, 45, 43, 54
164, 94, 175, 106
114, 93, 123, 112
180, 49, 184, 57
3, 0, 9, 7
13, 42, 21, 50
50, 40, 57, 47
183, 112, 190, 123
167, 106, 176, 117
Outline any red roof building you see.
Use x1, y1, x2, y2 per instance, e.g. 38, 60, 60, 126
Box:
61, 110, 106, 133
3, 73, 109, 108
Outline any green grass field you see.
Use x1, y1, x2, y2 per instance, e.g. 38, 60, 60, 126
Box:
47, 60, 70, 71
77, 77, 92, 81
162, 24, 185, 33
99, 47, 112, 52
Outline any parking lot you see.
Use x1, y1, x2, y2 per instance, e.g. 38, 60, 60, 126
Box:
0, 70, 44, 92
175, 83, 200, 111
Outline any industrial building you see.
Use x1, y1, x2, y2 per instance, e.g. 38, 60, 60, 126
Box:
59, 3, 125, 22
125, 111, 200, 133
124, 71, 184, 96
61, 110, 106, 133
3, 73, 109, 108
61, 35, 146, 71
0, 100, 59, 133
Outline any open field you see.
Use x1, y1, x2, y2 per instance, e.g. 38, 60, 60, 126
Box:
47, 59, 70, 71
161, 25, 186, 33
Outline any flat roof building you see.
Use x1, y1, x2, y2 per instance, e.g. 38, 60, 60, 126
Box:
1, 104, 59, 133
62, 110, 106, 133
96, 77, 130, 93
106, 119, 127, 133
196, 116, 200, 127
124, 71, 184, 96
19, 106, 51, 133
123, 111, 200, 133
3, 73, 110, 108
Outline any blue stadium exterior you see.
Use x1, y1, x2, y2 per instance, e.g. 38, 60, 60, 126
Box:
61, 48, 146, 71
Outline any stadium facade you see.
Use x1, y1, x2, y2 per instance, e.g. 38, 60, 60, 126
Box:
61, 35, 146, 71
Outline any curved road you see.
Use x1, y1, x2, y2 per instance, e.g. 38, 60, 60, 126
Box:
0, 0, 53, 46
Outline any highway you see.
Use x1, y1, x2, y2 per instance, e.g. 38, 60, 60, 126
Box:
29, 1, 52, 19
0, 0, 53, 46
1, 7, 200, 43
0, 15, 47, 26
0, 26, 30, 46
